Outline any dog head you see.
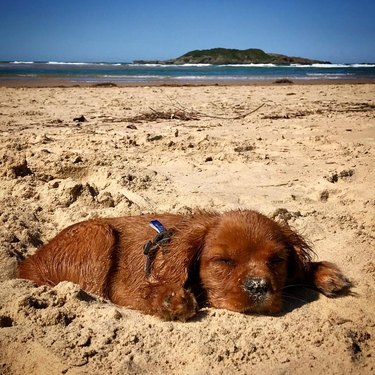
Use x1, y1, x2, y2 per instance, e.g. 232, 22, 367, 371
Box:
197, 210, 313, 314
154, 210, 313, 315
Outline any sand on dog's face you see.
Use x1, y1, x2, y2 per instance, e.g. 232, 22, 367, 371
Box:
0, 84, 374, 374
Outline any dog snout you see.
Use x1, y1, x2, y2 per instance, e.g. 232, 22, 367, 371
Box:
243, 277, 270, 298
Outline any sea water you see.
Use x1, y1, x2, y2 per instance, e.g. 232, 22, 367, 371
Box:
1, 61, 375, 83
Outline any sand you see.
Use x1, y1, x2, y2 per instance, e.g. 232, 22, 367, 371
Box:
0, 83, 374, 374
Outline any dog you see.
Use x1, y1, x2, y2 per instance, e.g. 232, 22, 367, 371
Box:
18, 210, 351, 321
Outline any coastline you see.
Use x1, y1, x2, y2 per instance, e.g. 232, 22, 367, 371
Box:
2, 61, 375, 88
1, 77, 375, 87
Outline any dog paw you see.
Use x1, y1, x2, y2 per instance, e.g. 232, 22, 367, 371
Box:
159, 288, 198, 321
314, 261, 351, 297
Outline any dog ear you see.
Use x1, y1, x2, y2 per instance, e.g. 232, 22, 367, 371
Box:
151, 214, 218, 287
279, 223, 315, 282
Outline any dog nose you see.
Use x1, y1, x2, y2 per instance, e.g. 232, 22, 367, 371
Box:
244, 277, 270, 297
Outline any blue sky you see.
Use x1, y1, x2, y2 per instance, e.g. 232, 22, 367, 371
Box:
0, 0, 374, 63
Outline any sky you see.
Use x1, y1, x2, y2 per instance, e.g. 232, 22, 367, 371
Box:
0, 0, 374, 63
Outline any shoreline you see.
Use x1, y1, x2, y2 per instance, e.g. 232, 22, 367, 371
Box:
1, 77, 375, 87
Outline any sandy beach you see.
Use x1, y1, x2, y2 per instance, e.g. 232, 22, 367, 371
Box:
0, 83, 374, 374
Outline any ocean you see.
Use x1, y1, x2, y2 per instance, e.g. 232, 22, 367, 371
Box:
1, 61, 375, 84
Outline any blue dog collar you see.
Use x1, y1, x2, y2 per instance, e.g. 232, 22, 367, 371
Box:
144, 220, 174, 279
149, 220, 166, 234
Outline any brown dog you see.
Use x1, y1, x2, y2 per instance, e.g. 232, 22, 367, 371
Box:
18, 210, 350, 320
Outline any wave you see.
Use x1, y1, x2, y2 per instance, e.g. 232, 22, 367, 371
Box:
46, 61, 124, 66
350, 63, 375, 68
179, 63, 212, 67
174, 75, 262, 80
290, 63, 347, 68
219, 63, 277, 67
291, 63, 375, 68
10, 61, 35, 64
130, 64, 170, 67
175, 75, 228, 80
306, 73, 353, 76
102, 75, 165, 79
130, 63, 213, 68
47, 61, 95, 65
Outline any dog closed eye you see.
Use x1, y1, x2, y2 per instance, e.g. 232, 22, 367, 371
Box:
212, 257, 236, 266
267, 254, 287, 268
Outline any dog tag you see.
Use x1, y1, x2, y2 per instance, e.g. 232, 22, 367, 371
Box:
149, 220, 165, 234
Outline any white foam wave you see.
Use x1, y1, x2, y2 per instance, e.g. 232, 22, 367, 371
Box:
179, 64, 212, 67
175, 76, 220, 80
289, 64, 347, 68
131, 64, 169, 67
350, 63, 375, 68
46, 61, 124, 66
99, 63, 122, 66
11, 61, 35, 64
102, 75, 164, 79
290, 63, 375, 68
47, 61, 93, 65
219, 63, 277, 67
306, 73, 353, 76
174, 75, 255, 80
131, 63, 213, 68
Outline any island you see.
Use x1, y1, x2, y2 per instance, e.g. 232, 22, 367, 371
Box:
134, 48, 330, 65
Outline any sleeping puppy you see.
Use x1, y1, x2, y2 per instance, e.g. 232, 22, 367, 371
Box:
18, 210, 351, 321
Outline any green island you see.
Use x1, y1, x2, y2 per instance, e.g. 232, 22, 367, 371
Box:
134, 48, 330, 65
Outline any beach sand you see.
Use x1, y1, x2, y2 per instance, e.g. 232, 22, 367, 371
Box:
0, 83, 374, 374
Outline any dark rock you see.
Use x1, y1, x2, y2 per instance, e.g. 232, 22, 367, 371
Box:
73, 115, 87, 122
50, 181, 60, 188
92, 82, 117, 87
273, 79, 294, 84
147, 135, 163, 142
